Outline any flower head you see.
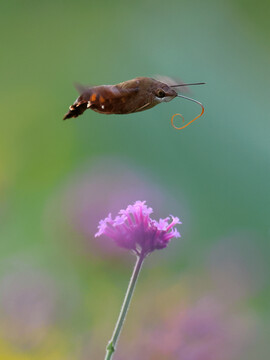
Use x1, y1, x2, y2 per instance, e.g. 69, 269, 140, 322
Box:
95, 201, 181, 257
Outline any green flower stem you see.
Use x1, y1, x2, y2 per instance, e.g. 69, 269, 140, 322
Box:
104, 254, 145, 360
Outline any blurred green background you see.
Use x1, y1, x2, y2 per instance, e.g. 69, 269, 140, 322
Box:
0, 0, 269, 359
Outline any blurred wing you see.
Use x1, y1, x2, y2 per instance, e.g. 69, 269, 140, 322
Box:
77, 84, 139, 102
101, 85, 139, 99
154, 75, 190, 93
74, 82, 93, 94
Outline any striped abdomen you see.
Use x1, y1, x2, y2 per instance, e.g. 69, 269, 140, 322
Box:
63, 84, 141, 120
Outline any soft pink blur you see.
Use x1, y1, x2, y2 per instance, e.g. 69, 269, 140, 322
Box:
45, 156, 185, 260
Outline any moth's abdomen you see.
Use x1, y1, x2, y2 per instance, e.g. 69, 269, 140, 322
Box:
88, 92, 113, 114
88, 85, 141, 115
89, 93, 131, 114
63, 101, 88, 120
63, 84, 140, 119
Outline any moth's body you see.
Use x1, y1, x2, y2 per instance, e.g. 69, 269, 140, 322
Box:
63, 77, 178, 120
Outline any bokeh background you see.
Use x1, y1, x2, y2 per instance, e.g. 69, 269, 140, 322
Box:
0, 0, 269, 359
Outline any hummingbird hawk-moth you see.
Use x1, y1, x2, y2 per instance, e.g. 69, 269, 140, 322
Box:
63, 76, 205, 129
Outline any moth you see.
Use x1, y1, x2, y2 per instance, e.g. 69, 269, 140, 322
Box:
63, 76, 205, 129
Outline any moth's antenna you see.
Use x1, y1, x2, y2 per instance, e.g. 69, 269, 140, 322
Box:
170, 82, 206, 87
171, 94, 205, 130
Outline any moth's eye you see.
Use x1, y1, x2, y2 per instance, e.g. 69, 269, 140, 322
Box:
156, 89, 166, 98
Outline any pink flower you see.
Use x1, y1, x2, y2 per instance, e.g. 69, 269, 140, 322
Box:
95, 201, 181, 257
